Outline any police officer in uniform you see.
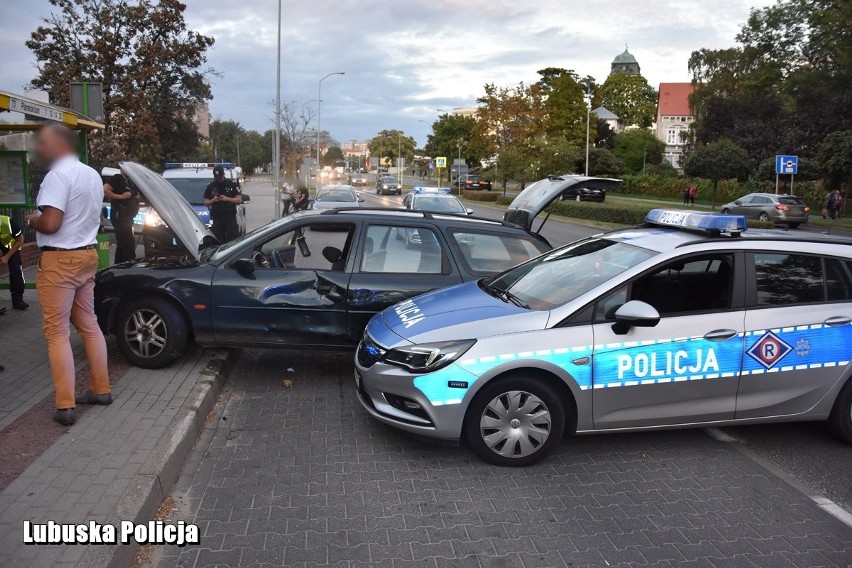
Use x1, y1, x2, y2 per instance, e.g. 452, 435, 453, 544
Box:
0, 214, 28, 310
103, 167, 139, 263
203, 165, 242, 243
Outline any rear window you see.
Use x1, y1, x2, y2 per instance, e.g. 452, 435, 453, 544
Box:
450, 230, 549, 276
778, 197, 804, 205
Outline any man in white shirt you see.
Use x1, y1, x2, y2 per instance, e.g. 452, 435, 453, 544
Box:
26, 124, 112, 426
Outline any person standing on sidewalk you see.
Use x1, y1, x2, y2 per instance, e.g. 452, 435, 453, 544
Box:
26, 124, 112, 426
0, 214, 28, 310
203, 165, 242, 243
103, 167, 139, 264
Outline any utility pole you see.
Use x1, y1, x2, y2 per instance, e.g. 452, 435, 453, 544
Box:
273, 0, 282, 219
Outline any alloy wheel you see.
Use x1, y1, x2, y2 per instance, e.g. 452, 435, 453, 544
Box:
123, 308, 168, 359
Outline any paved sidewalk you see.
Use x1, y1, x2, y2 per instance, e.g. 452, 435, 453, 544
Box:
0, 301, 229, 568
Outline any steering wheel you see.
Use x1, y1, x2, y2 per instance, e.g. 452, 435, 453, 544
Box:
273, 249, 286, 268
252, 250, 271, 269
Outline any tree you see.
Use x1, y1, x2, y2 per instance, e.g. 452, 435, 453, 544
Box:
817, 130, 852, 193
595, 118, 616, 149
587, 148, 625, 177
540, 71, 590, 149
683, 139, 751, 208
27, 0, 215, 168
321, 146, 345, 167
612, 129, 665, 174
367, 130, 416, 165
425, 114, 485, 167
600, 73, 657, 129
528, 138, 580, 179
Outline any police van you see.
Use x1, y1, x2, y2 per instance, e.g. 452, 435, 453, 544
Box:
355, 209, 852, 466
146, 163, 249, 256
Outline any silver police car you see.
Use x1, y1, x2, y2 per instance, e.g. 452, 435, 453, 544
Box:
355, 210, 852, 466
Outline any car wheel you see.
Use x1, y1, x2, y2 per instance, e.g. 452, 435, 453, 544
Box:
758, 212, 770, 222
721, 208, 731, 214
116, 297, 188, 369
464, 375, 566, 466
828, 379, 852, 444
787, 223, 800, 229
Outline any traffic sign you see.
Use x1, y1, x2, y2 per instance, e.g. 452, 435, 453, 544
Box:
775, 155, 798, 175
428, 162, 435, 170
435, 156, 447, 168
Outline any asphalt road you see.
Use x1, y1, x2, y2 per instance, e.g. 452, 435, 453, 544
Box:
227, 173, 852, 519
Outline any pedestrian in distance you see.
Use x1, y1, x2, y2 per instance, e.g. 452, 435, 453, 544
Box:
103, 166, 139, 264
0, 214, 28, 310
689, 185, 697, 206
833, 190, 843, 219
682, 186, 690, 205
292, 186, 310, 212
203, 165, 242, 243
25, 124, 112, 426
823, 189, 836, 219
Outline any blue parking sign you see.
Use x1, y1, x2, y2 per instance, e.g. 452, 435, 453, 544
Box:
775, 155, 798, 175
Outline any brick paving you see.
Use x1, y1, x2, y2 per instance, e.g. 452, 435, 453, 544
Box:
156, 350, 852, 568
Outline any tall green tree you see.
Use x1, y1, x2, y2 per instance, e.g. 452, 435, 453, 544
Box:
612, 129, 665, 174
367, 130, 416, 165
425, 114, 484, 167
683, 139, 751, 208
539, 70, 590, 149
321, 146, 345, 167
27, 0, 216, 168
817, 130, 852, 192
600, 73, 657, 128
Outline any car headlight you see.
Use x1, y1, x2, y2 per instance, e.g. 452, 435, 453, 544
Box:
383, 185, 389, 189
144, 210, 166, 227
383, 340, 476, 373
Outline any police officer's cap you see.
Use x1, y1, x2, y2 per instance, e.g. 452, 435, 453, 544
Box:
213, 165, 225, 177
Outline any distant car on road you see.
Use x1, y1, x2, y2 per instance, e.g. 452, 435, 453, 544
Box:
403, 192, 472, 216
377, 176, 402, 195
313, 185, 363, 210
349, 173, 368, 186
457, 175, 492, 191
720, 193, 810, 228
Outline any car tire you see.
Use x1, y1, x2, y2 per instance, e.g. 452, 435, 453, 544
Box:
758, 212, 770, 222
828, 378, 852, 444
116, 297, 188, 369
721, 208, 731, 214
787, 223, 800, 229
464, 374, 566, 467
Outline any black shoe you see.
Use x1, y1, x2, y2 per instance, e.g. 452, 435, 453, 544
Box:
76, 391, 113, 406
53, 408, 76, 425
12, 300, 29, 310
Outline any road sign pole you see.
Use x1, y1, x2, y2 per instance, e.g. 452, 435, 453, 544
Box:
775, 173, 779, 195
790, 174, 794, 196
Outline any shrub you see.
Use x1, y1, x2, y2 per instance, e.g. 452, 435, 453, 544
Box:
461, 190, 501, 202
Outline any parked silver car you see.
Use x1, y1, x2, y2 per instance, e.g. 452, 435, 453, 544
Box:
721, 192, 810, 228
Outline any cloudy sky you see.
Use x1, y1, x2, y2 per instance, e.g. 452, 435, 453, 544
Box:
1, 0, 770, 146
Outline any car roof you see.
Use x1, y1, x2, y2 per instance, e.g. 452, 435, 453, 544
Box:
412, 193, 460, 200
312, 207, 526, 231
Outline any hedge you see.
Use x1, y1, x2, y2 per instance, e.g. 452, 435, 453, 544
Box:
461, 190, 501, 202
616, 175, 825, 211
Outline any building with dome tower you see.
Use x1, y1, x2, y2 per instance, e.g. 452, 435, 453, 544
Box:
610, 47, 641, 75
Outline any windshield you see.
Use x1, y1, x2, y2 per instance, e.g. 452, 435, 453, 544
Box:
166, 178, 210, 205
413, 196, 466, 214
486, 238, 657, 311
381, 178, 397, 184
317, 189, 356, 202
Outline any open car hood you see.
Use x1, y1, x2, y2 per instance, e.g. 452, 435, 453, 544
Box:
121, 162, 217, 261
503, 175, 622, 232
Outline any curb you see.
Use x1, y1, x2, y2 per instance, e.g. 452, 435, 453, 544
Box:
77, 349, 235, 568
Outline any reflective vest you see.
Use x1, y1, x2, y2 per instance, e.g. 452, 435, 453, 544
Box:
0, 215, 15, 249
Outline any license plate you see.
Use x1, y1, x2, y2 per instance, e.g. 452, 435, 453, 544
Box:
354, 370, 362, 389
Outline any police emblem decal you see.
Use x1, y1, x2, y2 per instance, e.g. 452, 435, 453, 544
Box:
747, 331, 793, 370
794, 338, 810, 357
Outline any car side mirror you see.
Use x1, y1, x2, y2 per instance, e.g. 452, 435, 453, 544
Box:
242, 194, 251, 203
611, 300, 660, 335
733, 200, 740, 206
466, 209, 474, 215
357, 197, 365, 202
232, 258, 256, 275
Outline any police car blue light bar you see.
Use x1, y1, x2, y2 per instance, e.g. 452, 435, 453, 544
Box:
645, 209, 748, 234
163, 162, 235, 170
412, 186, 452, 195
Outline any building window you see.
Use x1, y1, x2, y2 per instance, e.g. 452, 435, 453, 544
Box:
667, 125, 686, 145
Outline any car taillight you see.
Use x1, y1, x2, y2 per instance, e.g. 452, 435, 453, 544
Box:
775, 205, 789, 211
804, 206, 810, 212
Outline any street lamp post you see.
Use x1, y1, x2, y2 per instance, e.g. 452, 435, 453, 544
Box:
273, 0, 282, 219
583, 84, 592, 177
317, 72, 345, 189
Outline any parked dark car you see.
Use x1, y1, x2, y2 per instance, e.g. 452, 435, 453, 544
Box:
95, 163, 595, 369
457, 175, 492, 191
